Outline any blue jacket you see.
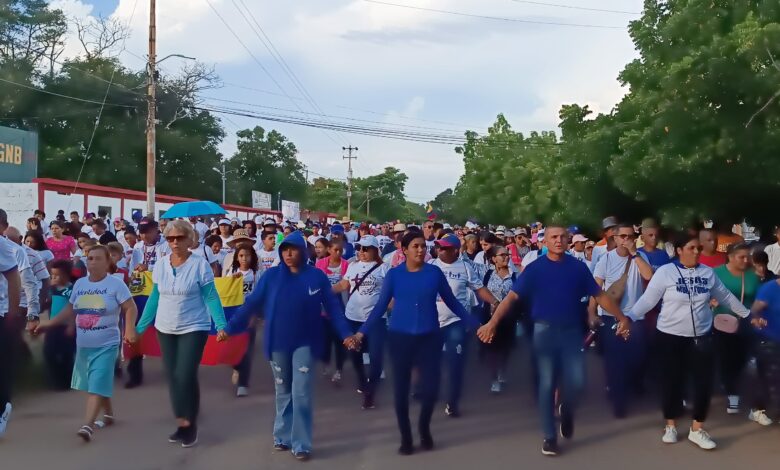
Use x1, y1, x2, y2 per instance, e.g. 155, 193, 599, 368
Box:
227, 231, 352, 359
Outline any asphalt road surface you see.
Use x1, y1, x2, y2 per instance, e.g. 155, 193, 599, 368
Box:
3, 338, 780, 470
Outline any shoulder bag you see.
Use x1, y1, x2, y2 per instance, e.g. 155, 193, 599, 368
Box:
605, 254, 633, 303
713, 272, 742, 334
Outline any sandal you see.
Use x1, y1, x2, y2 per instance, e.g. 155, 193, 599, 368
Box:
77, 425, 94, 442
94, 415, 115, 428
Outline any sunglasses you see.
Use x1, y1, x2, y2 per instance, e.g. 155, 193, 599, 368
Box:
165, 235, 188, 243
616, 234, 635, 239
358, 246, 374, 252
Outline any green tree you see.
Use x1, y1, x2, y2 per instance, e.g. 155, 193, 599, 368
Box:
226, 126, 307, 208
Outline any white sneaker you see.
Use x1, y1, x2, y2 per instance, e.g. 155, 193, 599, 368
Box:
236, 386, 249, 397
490, 381, 502, 393
380, 370, 386, 379
688, 428, 716, 450
0, 403, 11, 438
727, 395, 740, 414
661, 425, 678, 444
749, 409, 773, 426
331, 370, 342, 384
497, 372, 506, 384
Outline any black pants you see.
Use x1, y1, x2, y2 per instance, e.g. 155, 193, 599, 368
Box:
714, 326, 750, 396
158, 331, 208, 423
752, 339, 780, 418
42, 325, 76, 390
657, 330, 715, 422
321, 316, 346, 371
388, 330, 443, 444
0, 316, 13, 407
234, 327, 257, 388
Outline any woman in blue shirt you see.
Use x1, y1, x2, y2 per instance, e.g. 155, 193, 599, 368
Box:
748, 280, 778, 426
355, 231, 476, 455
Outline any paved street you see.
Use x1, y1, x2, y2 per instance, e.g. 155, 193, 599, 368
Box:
3, 339, 780, 470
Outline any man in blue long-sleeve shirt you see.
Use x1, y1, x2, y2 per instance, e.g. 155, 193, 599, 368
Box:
227, 231, 352, 462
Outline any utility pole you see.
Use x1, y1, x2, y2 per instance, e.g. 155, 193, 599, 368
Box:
145, 0, 157, 218
366, 186, 370, 219
343, 146, 358, 220
220, 161, 226, 205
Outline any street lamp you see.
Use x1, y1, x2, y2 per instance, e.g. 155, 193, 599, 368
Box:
212, 162, 227, 205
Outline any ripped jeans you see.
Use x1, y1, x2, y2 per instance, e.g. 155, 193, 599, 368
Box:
270, 346, 314, 454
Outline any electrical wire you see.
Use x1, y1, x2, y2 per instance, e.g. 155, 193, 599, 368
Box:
362, 0, 626, 29
0, 76, 136, 108
233, 0, 352, 146
507, 0, 640, 15
204, 0, 344, 147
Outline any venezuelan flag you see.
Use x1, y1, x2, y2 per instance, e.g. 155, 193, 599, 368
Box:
426, 203, 437, 221
124, 272, 250, 366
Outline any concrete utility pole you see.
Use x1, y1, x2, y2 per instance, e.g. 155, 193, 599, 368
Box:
145, 0, 157, 219
366, 186, 370, 219
343, 146, 358, 220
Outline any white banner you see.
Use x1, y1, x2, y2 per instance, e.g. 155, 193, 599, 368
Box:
251, 190, 272, 209
281, 200, 300, 221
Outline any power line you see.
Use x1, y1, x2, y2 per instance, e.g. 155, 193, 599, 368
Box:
362, 0, 626, 29
0, 76, 137, 108
203, 0, 344, 147
232, 0, 352, 147
507, 0, 640, 15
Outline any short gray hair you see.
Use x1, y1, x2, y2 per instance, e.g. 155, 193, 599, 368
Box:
163, 219, 197, 245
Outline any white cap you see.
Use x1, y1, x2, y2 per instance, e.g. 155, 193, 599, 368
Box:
254, 215, 264, 224
356, 235, 379, 249
443, 223, 452, 229
264, 218, 276, 227
218, 218, 230, 225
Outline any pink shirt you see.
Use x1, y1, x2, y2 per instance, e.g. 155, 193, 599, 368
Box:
46, 236, 76, 261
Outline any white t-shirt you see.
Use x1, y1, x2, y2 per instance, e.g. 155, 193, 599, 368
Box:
344, 229, 359, 245
593, 250, 649, 317
257, 248, 280, 270
0, 237, 25, 316
152, 255, 216, 335
38, 249, 55, 264
124, 245, 143, 273
765, 242, 780, 275
429, 258, 482, 327
190, 245, 219, 266
307, 234, 324, 246
570, 250, 587, 263
219, 235, 233, 247
70, 274, 131, 348
192, 221, 209, 245
343, 261, 389, 322
134, 240, 170, 271
521, 250, 541, 269
376, 235, 392, 250
590, 244, 609, 273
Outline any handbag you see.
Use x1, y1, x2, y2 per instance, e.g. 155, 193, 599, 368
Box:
713, 272, 743, 334
350, 263, 382, 295
605, 255, 633, 302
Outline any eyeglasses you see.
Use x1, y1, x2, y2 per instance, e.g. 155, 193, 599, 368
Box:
165, 235, 187, 243
494, 253, 509, 258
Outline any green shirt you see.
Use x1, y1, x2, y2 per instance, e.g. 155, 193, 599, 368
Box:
713, 265, 759, 317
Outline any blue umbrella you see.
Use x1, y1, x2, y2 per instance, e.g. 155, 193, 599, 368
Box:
161, 201, 227, 219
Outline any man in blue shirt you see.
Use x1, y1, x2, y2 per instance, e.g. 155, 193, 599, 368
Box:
478, 225, 630, 457
637, 218, 671, 271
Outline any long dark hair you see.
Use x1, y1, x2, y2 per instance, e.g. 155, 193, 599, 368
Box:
24, 230, 46, 251
231, 245, 259, 274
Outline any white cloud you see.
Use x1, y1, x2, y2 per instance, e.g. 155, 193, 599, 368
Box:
58, 0, 643, 205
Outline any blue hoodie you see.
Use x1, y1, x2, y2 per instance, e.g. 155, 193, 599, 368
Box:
227, 231, 352, 359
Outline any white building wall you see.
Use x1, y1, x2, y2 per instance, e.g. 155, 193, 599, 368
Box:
43, 190, 84, 220
0, 183, 38, 231
123, 199, 145, 222
86, 195, 121, 221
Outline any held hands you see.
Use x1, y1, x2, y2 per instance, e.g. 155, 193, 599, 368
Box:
615, 317, 631, 340
25, 318, 40, 334
216, 330, 229, 342
751, 317, 768, 329
343, 333, 363, 351
123, 327, 139, 345
477, 322, 496, 344
31, 320, 48, 337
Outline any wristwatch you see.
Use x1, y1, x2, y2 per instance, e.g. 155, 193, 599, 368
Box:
26, 314, 39, 322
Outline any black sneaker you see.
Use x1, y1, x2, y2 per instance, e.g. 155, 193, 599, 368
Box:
398, 441, 414, 456
273, 443, 290, 451
168, 427, 184, 443
294, 451, 311, 461
559, 403, 574, 439
124, 379, 142, 389
420, 431, 434, 451
362, 393, 376, 410
444, 404, 460, 418
542, 438, 559, 456
181, 425, 198, 448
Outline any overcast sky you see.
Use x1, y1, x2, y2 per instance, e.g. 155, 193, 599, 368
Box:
49, 0, 643, 204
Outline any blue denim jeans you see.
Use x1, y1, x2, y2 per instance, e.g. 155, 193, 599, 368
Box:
533, 322, 585, 440
270, 346, 314, 454
442, 321, 468, 409
599, 317, 646, 416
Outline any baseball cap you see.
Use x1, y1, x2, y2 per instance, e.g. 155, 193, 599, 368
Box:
568, 225, 580, 234
263, 218, 276, 227
331, 224, 345, 234
356, 235, 379, 249
602, 216, 619, 230
435, 233, 461, 250
641, 218, 658, 230
138, 219, 159, 234
572, 234, 589, 243
254, 215, 264, 225
538, 229, 546, 241
585, 240, 595, 248
516, 227, 527, 236
218, 218, 230, 226
392, 223, 407, 233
